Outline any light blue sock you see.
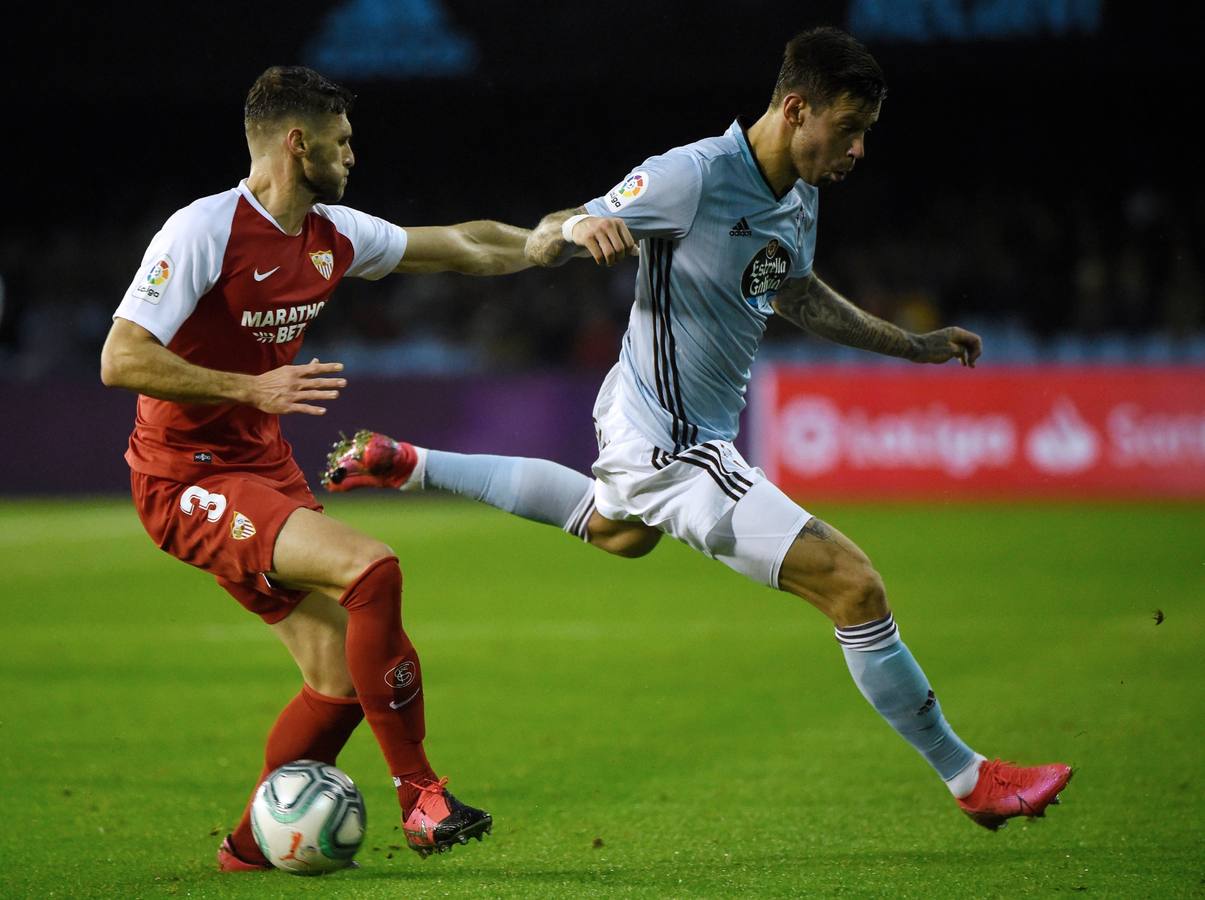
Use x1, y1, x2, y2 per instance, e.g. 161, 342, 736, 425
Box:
423, 450, 596, 539
836, 614, 980, 791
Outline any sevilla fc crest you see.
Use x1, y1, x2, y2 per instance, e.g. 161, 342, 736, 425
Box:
309, 250, 334, 280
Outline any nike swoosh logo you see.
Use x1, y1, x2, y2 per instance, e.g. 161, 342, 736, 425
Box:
389, 688, 421, 710
253, 266, 281, 282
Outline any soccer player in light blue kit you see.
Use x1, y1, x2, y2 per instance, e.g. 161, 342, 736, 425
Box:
326, 27, 1072, 831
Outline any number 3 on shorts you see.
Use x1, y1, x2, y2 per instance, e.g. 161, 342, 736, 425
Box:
179, 485, 228, 523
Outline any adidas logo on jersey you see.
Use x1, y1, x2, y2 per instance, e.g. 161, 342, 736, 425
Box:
729, 217, 752, 237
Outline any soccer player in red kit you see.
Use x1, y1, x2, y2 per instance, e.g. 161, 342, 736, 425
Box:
100, 66, 529, 870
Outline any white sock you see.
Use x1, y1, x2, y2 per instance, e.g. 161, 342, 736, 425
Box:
398, 446, 428, 492
945, 753, 988, 798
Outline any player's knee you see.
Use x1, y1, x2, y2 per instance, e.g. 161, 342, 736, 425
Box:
834, 564, 889, 626
340, 541, 397, 591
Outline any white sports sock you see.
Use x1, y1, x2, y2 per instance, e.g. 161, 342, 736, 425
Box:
945, 753, 988, 798
399, 446, 428, 492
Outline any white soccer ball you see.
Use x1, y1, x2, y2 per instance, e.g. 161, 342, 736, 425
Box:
251, 760, 366, 874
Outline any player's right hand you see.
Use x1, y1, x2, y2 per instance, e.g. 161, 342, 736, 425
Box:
250, 358, 347, 415
569, 216, 638, 267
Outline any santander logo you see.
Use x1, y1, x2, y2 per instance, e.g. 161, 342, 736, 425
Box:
1024, 398, 1100, 474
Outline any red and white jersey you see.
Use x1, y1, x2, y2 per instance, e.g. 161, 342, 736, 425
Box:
113, 180, 408, 483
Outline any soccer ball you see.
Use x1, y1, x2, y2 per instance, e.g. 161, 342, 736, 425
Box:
250, 760, 366, 874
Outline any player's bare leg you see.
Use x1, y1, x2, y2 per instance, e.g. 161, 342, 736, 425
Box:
777, 517, 1071, 829
584, 511, 661, 557
272, 592, 356, 696
777, 517, 886, 626
269, 508, 492, 856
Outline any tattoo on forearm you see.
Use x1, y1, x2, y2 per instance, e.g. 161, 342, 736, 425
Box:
776, 276, 919, 360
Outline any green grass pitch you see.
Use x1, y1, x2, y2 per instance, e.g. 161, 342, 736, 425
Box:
1, 496, 1201, 898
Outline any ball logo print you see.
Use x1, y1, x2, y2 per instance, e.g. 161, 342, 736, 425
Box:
178, 485, 227, 523
280, 831, 305, 863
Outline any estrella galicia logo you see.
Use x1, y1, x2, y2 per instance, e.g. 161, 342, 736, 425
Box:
740, 239, 791, 303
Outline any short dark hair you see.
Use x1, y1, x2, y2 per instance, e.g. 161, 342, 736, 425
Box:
244, 66, 356, 126
771, 27, 886, 110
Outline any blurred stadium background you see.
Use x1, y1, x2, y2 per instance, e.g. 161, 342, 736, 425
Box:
5, 0, 1202, 497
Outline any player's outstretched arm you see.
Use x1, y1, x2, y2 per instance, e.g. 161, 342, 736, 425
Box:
394, 221, 531, 275
100, 318, 346, 415
526, 207, 638, 268
772, 274, 982, 367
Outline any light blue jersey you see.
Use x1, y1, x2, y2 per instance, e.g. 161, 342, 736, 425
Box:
585, 119, 818, 452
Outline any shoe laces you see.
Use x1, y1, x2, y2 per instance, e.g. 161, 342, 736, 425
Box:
981, 759, 1027, 790
407, 775, 449, 796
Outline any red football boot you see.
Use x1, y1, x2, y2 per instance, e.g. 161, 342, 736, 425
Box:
216, 834, 272, 872
957, 758, 1073, 831
322, 430, 422, 492
403, 777, 492, 858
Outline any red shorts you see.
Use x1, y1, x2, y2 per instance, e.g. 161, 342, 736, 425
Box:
130, 461, 323, 624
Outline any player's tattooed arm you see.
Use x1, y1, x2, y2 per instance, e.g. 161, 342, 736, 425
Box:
772, 274, 982, 366
395, 221, 532, 276
100, 318, 346, 416
526, 207, 638, 268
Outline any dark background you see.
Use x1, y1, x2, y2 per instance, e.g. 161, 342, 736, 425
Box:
4, 1, 1202, 383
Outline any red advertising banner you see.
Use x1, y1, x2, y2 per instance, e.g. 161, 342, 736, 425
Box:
751, 366, 1205, 499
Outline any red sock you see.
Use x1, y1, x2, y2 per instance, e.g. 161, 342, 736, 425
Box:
229, 684, 363, 864
339, 556, 437, 815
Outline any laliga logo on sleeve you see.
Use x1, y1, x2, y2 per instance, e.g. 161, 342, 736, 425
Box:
606, 171, 648, 210
134, 255, 173, 304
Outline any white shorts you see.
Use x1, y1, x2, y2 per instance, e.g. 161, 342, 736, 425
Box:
590, 369, 811, 587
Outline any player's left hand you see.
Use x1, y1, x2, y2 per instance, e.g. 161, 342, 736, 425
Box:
913, 327, 982, 367
569, 216, 639, 267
